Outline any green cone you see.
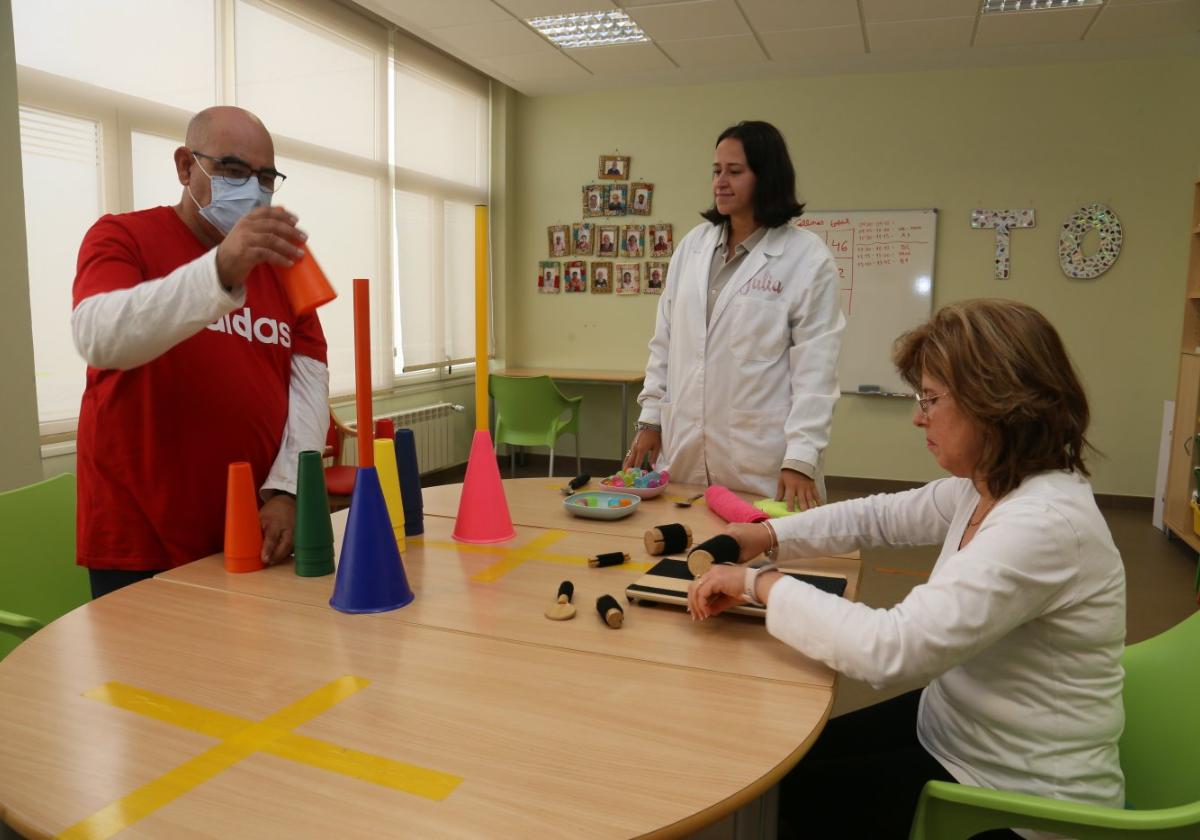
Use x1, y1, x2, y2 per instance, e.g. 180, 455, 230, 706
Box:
294, 450, 335, 577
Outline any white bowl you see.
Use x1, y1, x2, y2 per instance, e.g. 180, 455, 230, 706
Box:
564, 491, 641, 520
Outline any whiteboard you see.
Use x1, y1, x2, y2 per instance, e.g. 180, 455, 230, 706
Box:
793, 209, 937, 396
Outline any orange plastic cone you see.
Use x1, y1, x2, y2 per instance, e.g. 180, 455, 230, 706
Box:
452, 429, 515, 543
224, 461, 264, 573
278, 247, 337, 316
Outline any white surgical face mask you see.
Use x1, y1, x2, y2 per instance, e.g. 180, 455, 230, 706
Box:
187, 156, 272, 235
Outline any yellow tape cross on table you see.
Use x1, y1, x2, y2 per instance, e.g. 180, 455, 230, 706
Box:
60, 676, 462, 840
427, 530, 653, 583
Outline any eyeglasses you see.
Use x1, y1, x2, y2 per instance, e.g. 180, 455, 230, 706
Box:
192, 151, 287, 193
915, 390, 949, 416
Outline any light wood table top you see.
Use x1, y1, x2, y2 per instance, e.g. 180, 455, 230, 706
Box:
501, 367, 645, 383
159, 513, 861, 688
0, 581, 832, 839
0, 479, 862, 839
424, 478, 742, 542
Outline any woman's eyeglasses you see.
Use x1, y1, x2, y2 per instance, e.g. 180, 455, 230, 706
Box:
915, 391, 948, 416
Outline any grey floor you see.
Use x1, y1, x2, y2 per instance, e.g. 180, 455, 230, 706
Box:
428, 453, 1200, 718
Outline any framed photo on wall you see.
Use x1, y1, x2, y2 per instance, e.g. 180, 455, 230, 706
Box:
598, 154, 630, 180
564, 260, 588, 292
605, 183, 628, 216
649, 223, 673, 257
582, 185, 605, 218
616, 262, 641, 295
572, 222, 594, 255
591, 261, 613, 294
597, 224, 619, 257
548, 224, 569, 258
630, 182, 653, 216
645, 261, 668, 294
620, 224, 645, 258
538, 261, 561, 293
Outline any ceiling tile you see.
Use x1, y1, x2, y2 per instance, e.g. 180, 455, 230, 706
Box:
499, 0, 618, 16
625, 0, 749, 41
736, 0, 861, 32
479, 48, 593, 82
868, 16, 975, 50
430, 19, 551, 58
363, 0, 514, 30
568, 41, 678, 72
860, 0, 980, 23
658, 33, 767, 66
760, 25, 865, 60
1087, 0, 1200, 39
974, 7, 1098, 45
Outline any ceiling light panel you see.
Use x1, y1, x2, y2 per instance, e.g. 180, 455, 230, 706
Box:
527, 10, 650, 48
982, 0, 1101, 11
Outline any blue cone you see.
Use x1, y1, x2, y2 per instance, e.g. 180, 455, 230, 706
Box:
394, 428, 424, 536
330, 466, 414, 614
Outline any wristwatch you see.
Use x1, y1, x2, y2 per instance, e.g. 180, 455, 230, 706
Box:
743, 563, 778, 607
635, 421, 662, 433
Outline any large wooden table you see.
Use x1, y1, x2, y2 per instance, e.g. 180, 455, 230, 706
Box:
0, 479, 860, 840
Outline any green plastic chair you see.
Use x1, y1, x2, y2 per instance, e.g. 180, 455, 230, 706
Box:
489, 374, 582, 477
909, 610, 1200, 839
0, 474, 91, 662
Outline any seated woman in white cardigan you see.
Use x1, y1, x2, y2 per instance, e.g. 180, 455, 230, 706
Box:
688, 299, 1125, 840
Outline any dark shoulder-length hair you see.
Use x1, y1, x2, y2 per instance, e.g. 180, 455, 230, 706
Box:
892, 299, 1094, 499
700, 121, 804, 229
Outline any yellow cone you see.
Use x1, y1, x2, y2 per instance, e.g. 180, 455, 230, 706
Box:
374, 438, 407, 553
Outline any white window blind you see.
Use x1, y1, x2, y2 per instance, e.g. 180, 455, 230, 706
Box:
392, 32, 491, 373
18, 107, 101, 423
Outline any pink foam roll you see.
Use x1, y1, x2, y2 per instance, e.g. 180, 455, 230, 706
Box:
705, 485, 770, 524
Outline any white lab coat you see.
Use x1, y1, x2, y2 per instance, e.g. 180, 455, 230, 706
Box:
636, 221, 845, 499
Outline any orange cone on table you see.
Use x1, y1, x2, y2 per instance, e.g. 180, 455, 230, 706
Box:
224, 461, 264, 573
277, 247, 337, 316
453, 204, 514, 544
374, 437, 407, 553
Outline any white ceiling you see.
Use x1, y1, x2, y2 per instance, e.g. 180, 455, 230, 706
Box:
352, 0, 1200, 96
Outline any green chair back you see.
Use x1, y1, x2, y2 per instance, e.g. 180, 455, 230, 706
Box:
1119, 610, 1200, 810
909, 609, 1200, 839
0, 474, 90, 661
488, 375, 582, 449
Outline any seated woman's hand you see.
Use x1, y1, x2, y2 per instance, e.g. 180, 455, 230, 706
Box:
687, 563, 746, 621
726, 522, 773, 563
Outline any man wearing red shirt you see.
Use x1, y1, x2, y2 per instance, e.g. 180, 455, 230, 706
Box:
72, 106, 330, 598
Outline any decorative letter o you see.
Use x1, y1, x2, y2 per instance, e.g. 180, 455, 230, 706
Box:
1059, 204, 1123, 280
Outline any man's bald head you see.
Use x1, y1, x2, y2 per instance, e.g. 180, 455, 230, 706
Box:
185, 106, 274, 166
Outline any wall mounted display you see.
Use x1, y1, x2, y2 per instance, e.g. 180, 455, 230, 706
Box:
599, 155, 630, 180
616, 262, 641, 295
621, 224, 645, 258
538, 261, 561, 293
572, 222, 594, 255
591, 261, 613, 294
565, 260, 588, 292
597, 224, 619, 257
970, 208, 1034, 280
648, 223, 673, 257
645, 261, 668, 294
548, 224, 570, 258
582, 185, 605, 217
1059, 203, 1123, 279
605, 183, 628, 216
631, 182, 653, 216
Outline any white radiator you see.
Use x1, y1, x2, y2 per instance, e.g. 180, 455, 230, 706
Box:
345, 402, 462, 475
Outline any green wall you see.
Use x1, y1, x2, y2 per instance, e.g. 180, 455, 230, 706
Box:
505, 56, 1200, 497
0, 0, 43, 491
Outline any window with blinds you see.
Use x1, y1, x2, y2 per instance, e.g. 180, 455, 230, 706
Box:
11, 0, 492, 427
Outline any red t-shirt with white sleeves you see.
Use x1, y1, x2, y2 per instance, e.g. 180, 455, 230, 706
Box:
73, 206, 327, 570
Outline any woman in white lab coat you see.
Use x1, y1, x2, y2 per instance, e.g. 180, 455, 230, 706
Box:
624, 121, 844, 510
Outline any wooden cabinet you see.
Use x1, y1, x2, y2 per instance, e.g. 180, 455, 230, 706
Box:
1163, 182, 1200, 551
